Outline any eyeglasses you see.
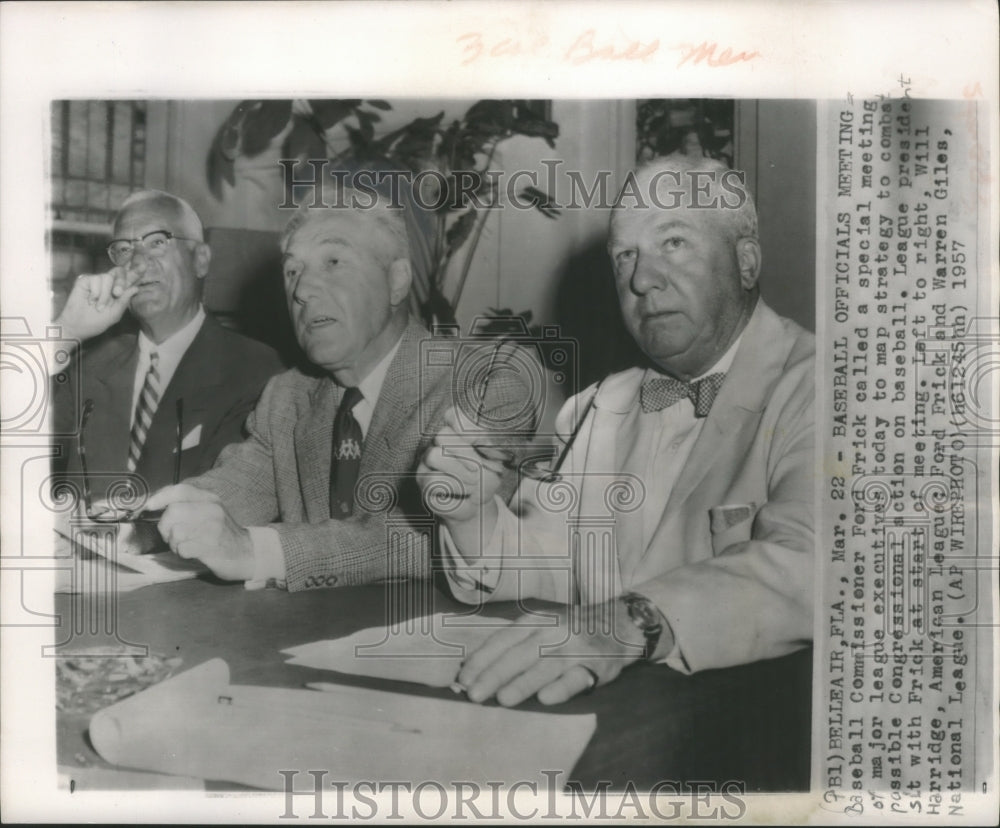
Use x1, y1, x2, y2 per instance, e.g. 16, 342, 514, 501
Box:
106, 230, 199, 267
77, 397, 184, 523
458, 345, 601, 488
463, 379, 602, 487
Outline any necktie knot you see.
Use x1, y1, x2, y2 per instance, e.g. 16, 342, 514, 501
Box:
340, 386, 363, 412
640, 372, 725, 418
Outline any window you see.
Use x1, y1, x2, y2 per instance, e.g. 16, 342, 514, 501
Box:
49, 100, 148, 314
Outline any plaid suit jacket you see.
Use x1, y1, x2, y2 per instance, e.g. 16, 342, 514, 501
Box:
190, 320, 535, 591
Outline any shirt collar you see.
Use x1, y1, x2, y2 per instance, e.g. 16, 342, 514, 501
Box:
137, 305, 206, 360
356, 332, 403, 403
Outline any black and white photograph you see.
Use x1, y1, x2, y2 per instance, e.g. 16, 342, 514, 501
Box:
1, 2, 996, 823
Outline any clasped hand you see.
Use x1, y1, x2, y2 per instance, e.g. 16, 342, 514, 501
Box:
145, 484, 255, 582
416, 407, 507, 524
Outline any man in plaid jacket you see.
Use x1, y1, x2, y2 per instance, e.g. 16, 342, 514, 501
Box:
147, 192, 534, 591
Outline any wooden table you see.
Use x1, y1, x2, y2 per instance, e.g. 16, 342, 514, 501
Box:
55, 576, 811, 792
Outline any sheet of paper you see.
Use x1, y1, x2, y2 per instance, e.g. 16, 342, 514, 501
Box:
53, 527, 201, 593
282, 612, 516, 687
89, 659, 597, 790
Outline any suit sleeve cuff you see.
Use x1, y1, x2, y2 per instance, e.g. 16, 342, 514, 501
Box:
441, 497, 506, 594
244, 526, 287, 590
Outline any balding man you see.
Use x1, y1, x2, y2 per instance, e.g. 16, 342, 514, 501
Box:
419, 154, 815, 706
53, 189, 282, 502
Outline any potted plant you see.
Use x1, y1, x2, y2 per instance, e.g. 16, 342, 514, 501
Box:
206, 99, 561, 328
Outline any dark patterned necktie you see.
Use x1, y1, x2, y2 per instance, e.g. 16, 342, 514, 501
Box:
639, 372, 726, 418
330, 387, 364, 518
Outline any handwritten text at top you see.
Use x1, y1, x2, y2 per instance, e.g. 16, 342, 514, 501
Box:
456, 29, 760, 69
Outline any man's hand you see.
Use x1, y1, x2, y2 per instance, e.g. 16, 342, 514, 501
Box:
54, 267, 139, 343
146, 484, 255, 582
416, 406, 506, 525
457, 600, 647, 706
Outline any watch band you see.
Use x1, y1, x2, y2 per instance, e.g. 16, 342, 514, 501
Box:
623, 592, 664, 660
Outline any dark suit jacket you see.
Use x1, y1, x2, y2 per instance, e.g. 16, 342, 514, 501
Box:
53, 313, 283, 500
189, 319, 536, 591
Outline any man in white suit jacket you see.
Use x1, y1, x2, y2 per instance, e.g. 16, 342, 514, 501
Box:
418, 153, 815, 706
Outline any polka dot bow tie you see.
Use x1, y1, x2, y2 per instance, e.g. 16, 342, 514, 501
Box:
639, 372, 726, 418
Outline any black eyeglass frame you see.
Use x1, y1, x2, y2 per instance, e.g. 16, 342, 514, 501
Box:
106, 230, 200, 267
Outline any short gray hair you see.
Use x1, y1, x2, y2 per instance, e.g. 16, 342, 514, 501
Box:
614, 153, 758, 242
116, 189, 204, 241
279, 188, 410, 267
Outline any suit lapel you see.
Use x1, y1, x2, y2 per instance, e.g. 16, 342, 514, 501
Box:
359, 321, 424, 478
162, 315, 224, 426
295, 378, 339, 518
572, 372, 639, 604
91, 336, 139, 473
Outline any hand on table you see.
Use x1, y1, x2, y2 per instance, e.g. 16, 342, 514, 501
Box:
54, 267, 139, 344
458, 600, 647, 707
145, 484, 254, 582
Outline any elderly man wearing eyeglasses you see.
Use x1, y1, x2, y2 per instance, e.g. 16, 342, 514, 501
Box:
51, 189, 283, 512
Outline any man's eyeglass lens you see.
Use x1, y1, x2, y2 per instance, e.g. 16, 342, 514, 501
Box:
107, 231, 182, 266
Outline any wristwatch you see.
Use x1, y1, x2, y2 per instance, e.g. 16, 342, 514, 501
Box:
623, 592, 664, 660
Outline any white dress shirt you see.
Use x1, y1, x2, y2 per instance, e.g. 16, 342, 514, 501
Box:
246, 335, 403, 588
131, 306, 206, 426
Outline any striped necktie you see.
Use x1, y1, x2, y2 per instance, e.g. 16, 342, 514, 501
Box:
127, 351, 161, 472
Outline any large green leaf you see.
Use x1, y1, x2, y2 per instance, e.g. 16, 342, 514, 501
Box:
206, 127, 237, 200
308, 99, 362, 130
464, 100, 514, 137
445, 208, 477, 252
281, 117, 328, 162
241, 100, 293, 156
383, 112, 444, 170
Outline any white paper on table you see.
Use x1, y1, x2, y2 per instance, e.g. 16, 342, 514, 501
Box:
53, 527, 201, 593
89, 658, 597, 790
282, 612, 517, 687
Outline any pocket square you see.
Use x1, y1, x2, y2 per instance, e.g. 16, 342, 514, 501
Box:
709, 503, 758, 534
708, 503, 759, 556
178, 424, 202, 451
